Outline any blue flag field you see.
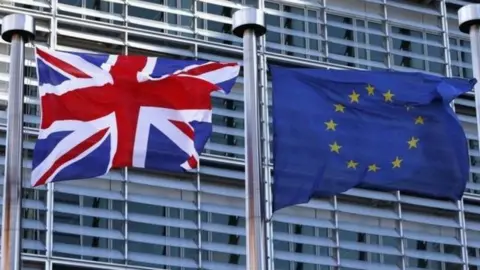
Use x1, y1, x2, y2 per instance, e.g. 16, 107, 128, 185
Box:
271, 66, 476, 212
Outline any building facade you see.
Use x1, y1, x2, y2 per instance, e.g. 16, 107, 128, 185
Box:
0, 0, 478, 269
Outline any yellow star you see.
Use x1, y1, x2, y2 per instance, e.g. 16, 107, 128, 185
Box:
347, 160, 358, 169
334, 104, 345, 113
349, 90, 360, 103
407, 137, 419, 149
366, 84, 375, 96
415, 116, 424, 125
329, 141, 341, 154
392, 156, 402, 168
383, 90, 394, 102
368, 164, 380, 172
325, 119, 337, 131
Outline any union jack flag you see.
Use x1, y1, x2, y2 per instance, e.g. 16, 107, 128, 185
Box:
31, 47, 240, 187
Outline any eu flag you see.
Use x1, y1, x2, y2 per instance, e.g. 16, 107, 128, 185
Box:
270, 66, 476, 212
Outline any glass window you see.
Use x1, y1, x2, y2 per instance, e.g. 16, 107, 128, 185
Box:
390, 26, 447, 74
22, 181, 48, 255
336, 196, 401, 267
326, 14, 386, 69
52, 179, 125, 264
56, 22, 125, 54
450, 37, 473, 78
126, 175, 198, 268
200, 185, 245, 267
196, 1, 240, 46
264, 1, 323, 60
402, 203, 463, 269
56, 0, 124, 25
129, 0, 193, 37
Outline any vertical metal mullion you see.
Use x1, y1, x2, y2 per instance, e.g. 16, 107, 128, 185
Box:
333, 196, 340, 269
353, 19, 359, 66
51, 0, 58, 49
123, 168, 129, 264
82, 0, 87, 20
441, 3, 469, 269
322, 0, 328, 62
108, 189, 113, 262
458, 199, 469, 270
365, 22, 371, 65
304, 8, 310, 55
262, 67, 274, 270
279, 4, 285, 56
440, 0, 452, 78
193, 17, 199, 61
201, 1, 207, 40
45, 183, 53, 260
165, 207, 171, 257
440, 242, 446, 270
124, 0, 129, 30
179, 199, 185, 261
423, 32, 430, 73
193, 33, 201, 267
383, 3, 405, 268
258, 2, 273, 268
122, 1, 129, 255
382, 0, 392, 69
176, 0, 181, 35
45, 12, 58, 264
109, 0, 114, 25
79, 195, 84, 257
396, 191, 406, 270
44, 258, 50, 270
193, 0, 198, 40
287, 223, 293, 270
383, 5, 403, 270
379, 234, 385, 265
207, 212, 212, 262
314, 211, 321, 270
124, 31, 128, 55
257, 1, 273, 270
196, 167, 202, 269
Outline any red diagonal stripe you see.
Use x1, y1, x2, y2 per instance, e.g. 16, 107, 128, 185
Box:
33, 128, 109, 186
170, 120, 194, 140
186, 155, 198, 169
179, 62, 238, 77
36, 48, 91, 78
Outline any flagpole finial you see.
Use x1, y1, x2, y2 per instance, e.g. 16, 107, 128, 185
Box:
232, 8, 266, 38
1, 13, 35, 43
458, 4, 480, 34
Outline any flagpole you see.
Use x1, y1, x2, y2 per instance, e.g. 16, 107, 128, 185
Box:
457, 6, 480, 270
459, 5, 480, 140
232, 8, 267, 270
0, 14, 35, 270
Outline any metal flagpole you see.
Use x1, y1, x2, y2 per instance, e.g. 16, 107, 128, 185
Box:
459, 5, 480, 145
232, 8, 267, 270
458, 6, 480, 270
0, 14, 35, 270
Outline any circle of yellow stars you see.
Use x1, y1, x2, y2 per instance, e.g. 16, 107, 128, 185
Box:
324, 84, 424, 173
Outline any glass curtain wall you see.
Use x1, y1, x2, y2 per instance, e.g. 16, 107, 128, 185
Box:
0, 0, 479, 269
